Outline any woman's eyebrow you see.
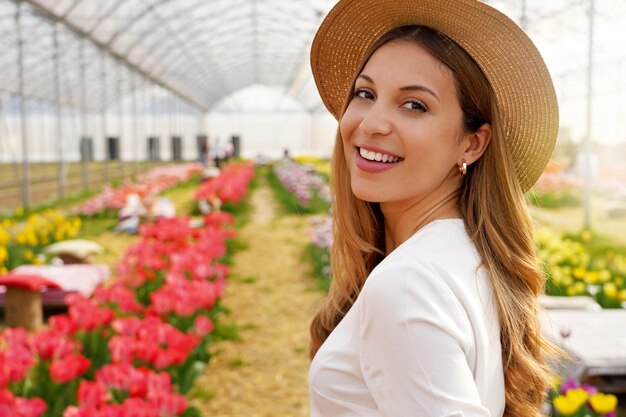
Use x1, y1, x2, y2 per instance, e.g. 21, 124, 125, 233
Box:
357, 74, 439, 101
398, 85, 439, 101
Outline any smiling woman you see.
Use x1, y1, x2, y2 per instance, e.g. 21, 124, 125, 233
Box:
341, 38, 491, 231
307, 1, 562, 417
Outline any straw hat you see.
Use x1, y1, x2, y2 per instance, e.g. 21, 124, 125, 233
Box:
310, 0, 559, 192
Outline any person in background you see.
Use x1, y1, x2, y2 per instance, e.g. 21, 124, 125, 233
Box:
212, 138, 225, 168
308, 1, 562, 416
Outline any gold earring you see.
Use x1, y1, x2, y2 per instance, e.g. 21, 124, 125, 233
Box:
458, 161, 467, 176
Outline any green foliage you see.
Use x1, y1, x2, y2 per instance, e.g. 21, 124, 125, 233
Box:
227, 358, 250, 369
77, 216, 117, 238
180, 406, 204, 417
212, 322, 241, 342
306, 244, 331, 291
219, 237, 250, 265
562, 229, 626, 259
527, 188, 581, 209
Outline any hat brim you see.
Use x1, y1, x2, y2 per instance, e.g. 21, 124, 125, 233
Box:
310, 0, 559, 192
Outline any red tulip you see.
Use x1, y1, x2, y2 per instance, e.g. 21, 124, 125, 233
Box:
31, 329, 79, 361
193, 316, 215, 337
50, 353, 91, 383
49, 315, 78, 337
147, 391, 187, 417
0, 390, 46, 417
66, 294, 115, 331
0, 347, 35, 385
77, 380, 110, 408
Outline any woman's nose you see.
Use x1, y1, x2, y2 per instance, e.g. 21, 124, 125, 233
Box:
359, 102, 392, 137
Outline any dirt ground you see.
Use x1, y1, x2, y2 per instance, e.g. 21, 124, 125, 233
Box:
191, 182, 325, 417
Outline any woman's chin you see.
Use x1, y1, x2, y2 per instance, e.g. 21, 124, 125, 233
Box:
351, 185, 383, 203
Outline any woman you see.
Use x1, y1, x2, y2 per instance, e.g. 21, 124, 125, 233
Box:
308, 1, 560, 417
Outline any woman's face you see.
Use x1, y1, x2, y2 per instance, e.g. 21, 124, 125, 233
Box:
340, 39, 468, 208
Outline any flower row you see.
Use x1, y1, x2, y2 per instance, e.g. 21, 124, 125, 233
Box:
272, 160, 330, 212
76, 163, 204, 217
194, 162, 255, 205
0, 162, 254, 417
308, 215, 626, 309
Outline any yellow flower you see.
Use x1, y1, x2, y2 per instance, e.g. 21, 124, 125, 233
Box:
15, 207, 24, 216
572, 267, 586, 280
0, 246, 7, 263
550, 374, 562, 391
598, 269, 611, 283
0, 266, 7, 275
584, 271, 599, 285
581, 229, 592, 242
553, 388, 588, 416
26, 232, 38, 247
603, 282, 618, 299
574, 282, 586, 294
589, 392, 617, 414
0, 228, 10, 246
23, 249, 34, 260
619, 289, 626, 302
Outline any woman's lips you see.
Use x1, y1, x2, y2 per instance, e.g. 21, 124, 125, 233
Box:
354, 147, 402, 173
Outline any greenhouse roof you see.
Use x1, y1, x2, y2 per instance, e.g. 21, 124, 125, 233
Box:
1, 0, 625, 119
0, 0, 336, 112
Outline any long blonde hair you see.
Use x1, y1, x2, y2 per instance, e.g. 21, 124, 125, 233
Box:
310, 26, 560, 417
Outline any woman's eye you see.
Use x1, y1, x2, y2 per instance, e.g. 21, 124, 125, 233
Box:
402, 100, 428, 112
354, 89, 374, 100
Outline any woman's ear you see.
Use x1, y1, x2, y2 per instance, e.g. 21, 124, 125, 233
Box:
461, 123, 491, 165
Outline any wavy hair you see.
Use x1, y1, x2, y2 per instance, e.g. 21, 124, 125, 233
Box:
309, 26, 561, 417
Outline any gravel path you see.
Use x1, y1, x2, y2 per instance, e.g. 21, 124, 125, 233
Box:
191, 181, 325, 417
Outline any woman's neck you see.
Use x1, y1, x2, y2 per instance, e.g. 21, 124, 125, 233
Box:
381, 186, 461, 255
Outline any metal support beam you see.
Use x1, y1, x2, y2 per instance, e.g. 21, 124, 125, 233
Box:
169, 93, 174, 160
79, 39, 89, 191
583, 0, 594, 230
101, 51, 109, 183
53, 22, 65, 200
131, 72, 138, 176
117, 66, 124, 178
16, 1, 30, 209
21, 0, 207, 112
520, 0, 528, 31
150, 86, 157, 162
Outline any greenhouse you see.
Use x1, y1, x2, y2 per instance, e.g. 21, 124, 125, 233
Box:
0, 0, 626, 416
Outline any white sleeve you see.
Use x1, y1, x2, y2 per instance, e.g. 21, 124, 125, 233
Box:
358, 260, 492, 417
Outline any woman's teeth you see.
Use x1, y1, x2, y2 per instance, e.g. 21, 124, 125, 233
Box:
359, 147, 402, 163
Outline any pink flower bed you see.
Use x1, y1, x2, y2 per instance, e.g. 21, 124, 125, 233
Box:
76, 163, 203, 217
194, 162, 255, 204
533, 171, 582, 195
0, 164, 254, 417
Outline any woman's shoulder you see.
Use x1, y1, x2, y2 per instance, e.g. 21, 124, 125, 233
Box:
385, 218, 480, 270
364, 218, 489, 311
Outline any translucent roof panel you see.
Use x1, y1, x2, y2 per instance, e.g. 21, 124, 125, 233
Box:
8, 0, 334, 111
3, 0, 624, 145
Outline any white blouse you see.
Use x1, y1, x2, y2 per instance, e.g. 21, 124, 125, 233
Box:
309, 219, 505, 417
